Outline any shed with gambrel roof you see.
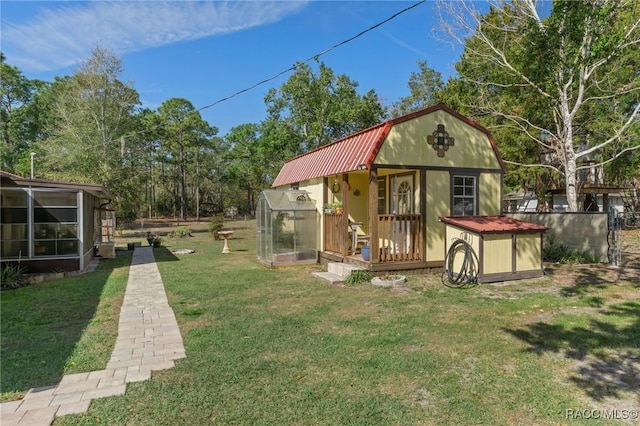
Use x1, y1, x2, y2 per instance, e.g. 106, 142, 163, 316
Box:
271, 103, 513, 272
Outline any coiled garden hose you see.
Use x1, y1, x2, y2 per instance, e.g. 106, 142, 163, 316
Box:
441, 238, 479, 288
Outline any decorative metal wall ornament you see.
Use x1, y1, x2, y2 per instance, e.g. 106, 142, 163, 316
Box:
331, 179, 341, 194
427, 124, 455, 157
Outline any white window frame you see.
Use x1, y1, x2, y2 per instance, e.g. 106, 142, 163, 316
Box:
452, 175, 477, 216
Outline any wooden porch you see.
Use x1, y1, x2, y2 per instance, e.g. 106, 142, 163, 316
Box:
323, 213, 428, 272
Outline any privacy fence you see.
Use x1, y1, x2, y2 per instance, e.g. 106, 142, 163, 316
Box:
506, 212, 611, 263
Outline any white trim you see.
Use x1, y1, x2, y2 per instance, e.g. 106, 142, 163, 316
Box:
28, 187, 34, 258
78, 190, 84, 271
452, 175, 477, 216
28, 255, 79, 261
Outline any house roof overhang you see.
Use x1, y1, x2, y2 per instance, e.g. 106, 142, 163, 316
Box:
271, 103, 507, 187
547, 185, 630, 196
272, 122, 391, 187
0, 171, 112, 200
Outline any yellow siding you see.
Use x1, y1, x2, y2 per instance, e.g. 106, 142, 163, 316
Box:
479, 173, 502, 215
298, 178, 323, 209
346, 172, 369, 234
516, 234, 541, 271
426, 170, 450, 262
483, 235, 512, 274
376, 110, 502, 170
445, 224, 480, 272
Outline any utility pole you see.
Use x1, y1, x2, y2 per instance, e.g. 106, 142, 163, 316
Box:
30, 152, 36, 179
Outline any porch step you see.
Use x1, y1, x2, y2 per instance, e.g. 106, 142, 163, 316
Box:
312, 271, 344, 285
313, 262, 365, 285
327, 262, 365, 278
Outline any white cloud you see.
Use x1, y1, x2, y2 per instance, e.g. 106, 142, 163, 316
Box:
2, 0, 308, 72
379, 29, 428, 58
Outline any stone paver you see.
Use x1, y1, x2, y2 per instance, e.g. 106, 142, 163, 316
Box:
0, 247, 185, 426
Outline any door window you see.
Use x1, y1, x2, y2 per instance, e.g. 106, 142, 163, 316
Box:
392, 175, 414, 214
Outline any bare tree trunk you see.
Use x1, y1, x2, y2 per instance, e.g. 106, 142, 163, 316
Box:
196, 151, 200, 221
560, 105, 579, 211
173, 166, 179, 219
179, 135, 187, 221
148, 148, 153, 219
564, 155, 579, 212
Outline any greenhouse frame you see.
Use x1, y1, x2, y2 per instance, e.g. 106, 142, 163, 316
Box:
257, 189, 319, 267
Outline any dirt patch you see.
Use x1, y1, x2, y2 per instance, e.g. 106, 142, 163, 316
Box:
546, 263, 640, 285
472, 263, 639, 301
621, 228, 640, 268
564, 351, 640, 423
473, 276, 561, 299
491, 262, 640, 421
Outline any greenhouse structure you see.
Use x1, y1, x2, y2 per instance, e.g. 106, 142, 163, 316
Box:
256, 189, 319, 267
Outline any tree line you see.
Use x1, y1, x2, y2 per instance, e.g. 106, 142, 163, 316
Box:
1, 0, 638, 220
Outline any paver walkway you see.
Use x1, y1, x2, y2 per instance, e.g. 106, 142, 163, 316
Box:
1, 247, 185, 426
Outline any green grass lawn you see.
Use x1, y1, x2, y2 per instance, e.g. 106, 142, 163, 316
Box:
1, 251, 132, 402
2, 221, 638, 425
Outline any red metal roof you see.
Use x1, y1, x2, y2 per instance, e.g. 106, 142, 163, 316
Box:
272, 103, 506, 187
272, 122, 391, 187
439, 215, 547, 234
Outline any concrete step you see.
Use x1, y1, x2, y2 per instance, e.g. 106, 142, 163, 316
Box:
312, 271, 344, 285
327, 262, 365, 278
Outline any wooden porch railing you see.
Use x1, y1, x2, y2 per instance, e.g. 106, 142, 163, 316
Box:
324, 213, 347, 254
323, 213, 423, 263
375, 214, 422, 262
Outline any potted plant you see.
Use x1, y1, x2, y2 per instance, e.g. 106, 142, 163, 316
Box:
146, 232, 162, 247
323, 203, 334, 214
333, 201, 343, 215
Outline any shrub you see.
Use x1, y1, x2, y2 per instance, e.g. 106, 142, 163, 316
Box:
173, 226, 192, 238
1, 265, 28, 290
209, 216, 224, 238
344, 269, 373, 285
542, 234, 600, 264
116, 209, 137, 228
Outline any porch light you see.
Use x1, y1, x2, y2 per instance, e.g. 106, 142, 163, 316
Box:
427, 123, 454, 157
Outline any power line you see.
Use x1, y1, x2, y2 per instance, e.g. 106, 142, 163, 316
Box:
129, 0, 426, 140
196, 0, 426, 113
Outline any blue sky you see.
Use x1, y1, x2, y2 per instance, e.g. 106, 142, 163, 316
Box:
1, 1, 464, 136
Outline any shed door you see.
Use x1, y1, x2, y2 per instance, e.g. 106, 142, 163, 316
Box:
392, 175, 414, 215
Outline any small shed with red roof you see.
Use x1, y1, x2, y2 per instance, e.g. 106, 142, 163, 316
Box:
439, 215, 547, 283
